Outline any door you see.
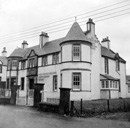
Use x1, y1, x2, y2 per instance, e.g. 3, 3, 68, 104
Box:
34, 84, 44, 107
29, 79, 34, 89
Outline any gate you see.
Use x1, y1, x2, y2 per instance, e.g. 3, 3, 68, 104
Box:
34, 84, 44, 107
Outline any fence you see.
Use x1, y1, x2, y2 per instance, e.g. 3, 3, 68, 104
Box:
72, 98, 130, 116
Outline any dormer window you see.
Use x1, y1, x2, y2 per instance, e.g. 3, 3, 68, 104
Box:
29, 58, 35, 68
72, 44, 81, 61
116, 59, 120, 71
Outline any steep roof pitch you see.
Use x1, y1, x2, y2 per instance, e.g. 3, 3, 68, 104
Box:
101, 46, 126, 63
62, 22, 90, 43
0, 56, 7, 65
9, 48, 28, 58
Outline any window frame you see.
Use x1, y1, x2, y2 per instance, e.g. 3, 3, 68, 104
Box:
12, 59, 17, 70
104, 58, 109, 74
29, 58, 35, 68
116, 59, 120, 71
42, 55, 48, 66
53, 75, 58, 92
21, 77, 25, 90
72, 44, 81, 61
72, 72, 81, 91
21, 61, 26, 70
0, 65, 2, 73
52, 53, 59, 65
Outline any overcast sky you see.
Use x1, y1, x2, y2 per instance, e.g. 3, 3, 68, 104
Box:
0, 0, 130, 74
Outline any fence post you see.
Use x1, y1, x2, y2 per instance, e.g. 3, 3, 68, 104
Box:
80, 98, 83, 114
124, 99, 126, 111
107, 99, 110, 112
70, 101, 74, 116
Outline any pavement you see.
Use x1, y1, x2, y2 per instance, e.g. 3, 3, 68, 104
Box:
0, 105, 130, 128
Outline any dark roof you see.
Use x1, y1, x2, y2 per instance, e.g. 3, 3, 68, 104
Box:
22, 37, 64, 59
62, 22, 91, 43
0, 56, 7, 65
100, 74, 119, 80
9, 48, 28, 58
101, 46, 126, 63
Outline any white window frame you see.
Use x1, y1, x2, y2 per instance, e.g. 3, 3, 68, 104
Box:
53, 75, 57, 92
72, 44, 81, 61
72, 73, 81, 91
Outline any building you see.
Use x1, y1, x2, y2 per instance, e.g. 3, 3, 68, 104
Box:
6, 19, 128, 105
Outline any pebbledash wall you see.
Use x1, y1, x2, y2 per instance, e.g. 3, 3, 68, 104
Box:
6, 18, 129, 105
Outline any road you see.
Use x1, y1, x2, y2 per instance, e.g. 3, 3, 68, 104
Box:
0, 105, 129, 128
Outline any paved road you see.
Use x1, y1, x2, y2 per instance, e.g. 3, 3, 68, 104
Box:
0, 105, 129, 128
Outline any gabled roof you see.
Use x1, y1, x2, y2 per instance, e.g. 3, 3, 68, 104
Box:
0, 56, 7, 65
101, 46, 126, 63
62, 22, 90, 43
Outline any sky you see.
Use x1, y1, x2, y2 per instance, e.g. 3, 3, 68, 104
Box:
0, 0, 130, 74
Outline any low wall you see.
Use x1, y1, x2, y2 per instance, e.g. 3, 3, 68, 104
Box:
0, 98, 10, 105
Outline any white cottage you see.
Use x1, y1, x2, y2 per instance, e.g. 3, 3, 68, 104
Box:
6, 19, 127, 105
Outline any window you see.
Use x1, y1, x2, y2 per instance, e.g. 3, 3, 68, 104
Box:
104, 58, 109, 74
53, 75, 57, 91
128, 86, 130, 93
29, 58, 35, 68
21, 61, 26, 69
0, 65, 2, 73
110, 81, 112, 88
102, 81, 105, 88
116, 60, 120, 71
7, 60, 11, 70
73, 44, 81, 61
72, 73, 81, 90
21, 77, 25, 90
12, 60, 17, 70
106, 81, 109, 88
52, 53, 59, 64
7, 78, 9, 89
42, 56, 48, 66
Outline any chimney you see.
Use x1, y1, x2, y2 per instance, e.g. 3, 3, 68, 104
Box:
22, 40, 28, 49
39, 32, 49, 48
101, 37, 110, 49
2, 47, 7, 57
86, 18, 95, 36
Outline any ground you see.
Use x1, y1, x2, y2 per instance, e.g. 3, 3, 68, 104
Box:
0, 105, 130, 128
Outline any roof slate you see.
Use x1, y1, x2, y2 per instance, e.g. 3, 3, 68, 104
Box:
101, 46, 126, 63
62, 22, 90, 43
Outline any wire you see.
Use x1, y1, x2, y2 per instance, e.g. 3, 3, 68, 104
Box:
0, 0, 129, 38
0, 10, 129, 45
0, 6, 130, 42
